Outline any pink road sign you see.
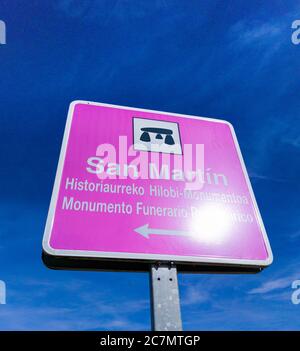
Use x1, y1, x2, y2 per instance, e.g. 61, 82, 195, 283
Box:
42, 101, 273, 270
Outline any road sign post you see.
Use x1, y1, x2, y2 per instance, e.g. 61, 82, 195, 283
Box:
150, 263, 182, 331
42, 101, 273, 330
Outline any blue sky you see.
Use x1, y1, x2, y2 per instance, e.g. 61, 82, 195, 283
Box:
0, 0, 300, 330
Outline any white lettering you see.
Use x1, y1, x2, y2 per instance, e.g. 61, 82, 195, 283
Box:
291, 20, 300, 45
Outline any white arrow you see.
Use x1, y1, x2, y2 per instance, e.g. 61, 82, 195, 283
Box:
134, 224, 191, 239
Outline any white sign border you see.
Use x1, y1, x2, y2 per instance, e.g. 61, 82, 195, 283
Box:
42, 100, 273, 268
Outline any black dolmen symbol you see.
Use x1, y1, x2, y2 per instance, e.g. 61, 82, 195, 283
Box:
140, 131, 151, 142
140, 127, 175, 145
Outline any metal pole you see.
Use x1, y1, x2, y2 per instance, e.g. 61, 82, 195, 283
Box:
150, 262, 182, 331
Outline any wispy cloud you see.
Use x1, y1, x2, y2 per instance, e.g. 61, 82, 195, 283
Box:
0, 305, 147, 331
0, 277, 150, 330
230, 21, 282, 45
248, 263, 300, 297
228, 19, 285, 73
248, 277, 293, 294
289, 230, 300, 240
54, 0, 168, 23
181, 284, 210, 306
249, 171, 287, 183
282, 135, 300, 148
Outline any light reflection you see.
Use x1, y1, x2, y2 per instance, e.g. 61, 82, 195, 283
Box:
190, 204, 232, 244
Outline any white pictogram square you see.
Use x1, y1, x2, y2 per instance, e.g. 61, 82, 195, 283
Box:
133, 117, 182, 155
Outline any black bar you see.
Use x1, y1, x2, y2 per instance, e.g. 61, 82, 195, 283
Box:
0, 331, 297, 350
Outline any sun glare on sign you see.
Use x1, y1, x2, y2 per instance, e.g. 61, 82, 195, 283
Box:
190, 204, 233, 244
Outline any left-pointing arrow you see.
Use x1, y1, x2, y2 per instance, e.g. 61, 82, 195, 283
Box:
134, 224, 191, 239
